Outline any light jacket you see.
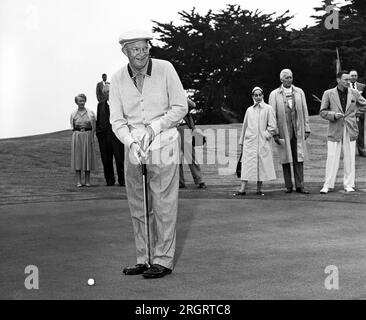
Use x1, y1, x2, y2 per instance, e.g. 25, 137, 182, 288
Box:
239, 102, 277, 181
319, 87, 366, 142
109, 58, 188, 151
268, 85, 311, 164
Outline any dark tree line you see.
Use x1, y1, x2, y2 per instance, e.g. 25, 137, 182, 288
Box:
150, 0, 366, 123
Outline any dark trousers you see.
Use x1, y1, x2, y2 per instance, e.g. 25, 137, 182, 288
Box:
357, 115, 366, 156
282, 135, 304, 190
178, 125, 202, 185
97, 130, 125, 185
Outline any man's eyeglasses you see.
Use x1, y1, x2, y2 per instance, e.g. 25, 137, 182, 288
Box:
128, 47, 150, 55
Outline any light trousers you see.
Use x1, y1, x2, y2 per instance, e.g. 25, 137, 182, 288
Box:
125, 138, 180, 270
323, 126, 356, 189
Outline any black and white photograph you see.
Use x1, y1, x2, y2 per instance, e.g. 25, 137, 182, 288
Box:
1, 0, 366, 308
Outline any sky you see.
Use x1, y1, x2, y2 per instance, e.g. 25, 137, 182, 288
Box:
0, 0, 350, 139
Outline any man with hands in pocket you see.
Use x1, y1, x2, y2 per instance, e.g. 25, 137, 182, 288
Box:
269, 68, 311, 194
319, 70, 366, 194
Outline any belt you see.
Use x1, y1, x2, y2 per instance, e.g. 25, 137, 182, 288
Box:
74, 128, 92, 132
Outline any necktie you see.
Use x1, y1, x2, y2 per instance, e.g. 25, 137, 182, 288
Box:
286, 93, 293, 109
353, 83, 356, 89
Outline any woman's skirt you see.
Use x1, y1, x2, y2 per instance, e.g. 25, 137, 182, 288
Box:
71, 131, 97, 171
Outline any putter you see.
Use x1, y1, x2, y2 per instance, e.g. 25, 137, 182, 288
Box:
140, 130, 154, 268
142, 162, 151, 268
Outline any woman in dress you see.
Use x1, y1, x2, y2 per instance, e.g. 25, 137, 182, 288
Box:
70, 94, 97, 187
235, 87, 277, 196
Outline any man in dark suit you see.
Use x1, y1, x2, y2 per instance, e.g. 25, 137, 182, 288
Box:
96, 84, 125, 186
178, 98, 207, 189
350, 70, 366, 156
96, 74, 110, 103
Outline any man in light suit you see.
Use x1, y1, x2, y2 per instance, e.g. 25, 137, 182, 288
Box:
96, 73, 110, 103
350, 70, 366, 156
269, 69, 311, 194
319, 70, 366, 194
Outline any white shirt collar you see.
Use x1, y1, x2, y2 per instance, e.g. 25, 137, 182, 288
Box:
282, 84, 293, 92
253, 101, 264, 108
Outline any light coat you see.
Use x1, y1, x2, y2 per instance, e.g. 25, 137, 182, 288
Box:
319, 87, 366, 142
268, 85, 311, 164
239, 102, 277, 181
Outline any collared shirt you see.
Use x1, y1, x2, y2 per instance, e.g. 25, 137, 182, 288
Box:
282, 85, 293, 109
337, 86, 348, 113
109, 58, 188, 149
351, 82, 356, 90
128, 60, 150, 93
281, 85, 297, 138
253, 101, 264, 109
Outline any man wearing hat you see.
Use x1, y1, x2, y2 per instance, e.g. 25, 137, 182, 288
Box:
269, 69, 311, 194
109, 29, 188, 278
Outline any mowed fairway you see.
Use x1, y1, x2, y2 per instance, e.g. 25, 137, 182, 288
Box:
1, 116, 366, 299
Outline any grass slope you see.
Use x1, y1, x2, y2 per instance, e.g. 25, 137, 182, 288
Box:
0, 116, 365, 205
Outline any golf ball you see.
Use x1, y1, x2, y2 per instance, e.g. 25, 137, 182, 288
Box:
88, 278, 95, 286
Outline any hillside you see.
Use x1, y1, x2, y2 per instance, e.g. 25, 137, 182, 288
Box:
1, 116, 366, 205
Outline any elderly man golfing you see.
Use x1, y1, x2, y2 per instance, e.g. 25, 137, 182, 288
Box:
109, 29, 188, 278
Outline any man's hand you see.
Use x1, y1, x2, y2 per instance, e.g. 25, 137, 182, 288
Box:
130, 142, 145, 164
140, 126, 155, 152
305, 132, 310, 140
334, 113, 344, 120
273, 135, 281, 145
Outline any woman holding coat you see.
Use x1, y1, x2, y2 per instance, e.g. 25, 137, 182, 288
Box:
235, 87, 277, 196
70, 93, 97, 187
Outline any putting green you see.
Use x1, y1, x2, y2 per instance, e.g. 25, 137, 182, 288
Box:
1, 198, 365, 300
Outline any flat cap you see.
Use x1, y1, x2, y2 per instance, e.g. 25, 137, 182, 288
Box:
118, 29, 153, 47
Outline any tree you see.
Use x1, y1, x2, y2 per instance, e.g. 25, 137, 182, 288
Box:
151, 4, 293, 123
151, 1, 366, 122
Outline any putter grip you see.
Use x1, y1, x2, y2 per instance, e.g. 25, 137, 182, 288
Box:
142, 163, 147, 175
